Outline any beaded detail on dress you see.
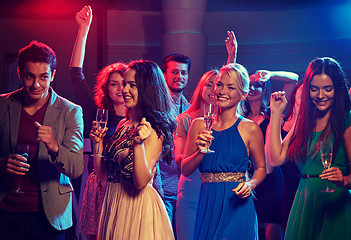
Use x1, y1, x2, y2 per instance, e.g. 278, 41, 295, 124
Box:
200, 172, 245, 183
104, 125, 138, 183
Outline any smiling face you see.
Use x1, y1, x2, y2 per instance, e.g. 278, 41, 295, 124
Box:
122, 69, 139, 109
247, 78, 263, 103
309, 73, 334, 113
214, 72, 246, 110
164, 61, 189, 94
108, 72, 124, 105
19, 61, 55, 104
202, 74, 217, 105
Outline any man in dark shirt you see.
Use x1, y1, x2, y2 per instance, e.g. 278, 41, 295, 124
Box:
0, 41, 84, 239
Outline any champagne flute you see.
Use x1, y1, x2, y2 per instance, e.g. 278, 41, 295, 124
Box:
92, 109, 108, 157
12, 143, 29, 194
201, 103, 216, 154
320, 140, 334, 193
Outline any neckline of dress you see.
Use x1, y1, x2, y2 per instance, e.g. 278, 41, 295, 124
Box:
212, 116, 242, 133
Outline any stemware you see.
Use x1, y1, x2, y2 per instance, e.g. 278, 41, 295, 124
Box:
92, 109, 108, 157
12, 143, 29, 194
320, 140, 334, 193
201, 103, 216, 154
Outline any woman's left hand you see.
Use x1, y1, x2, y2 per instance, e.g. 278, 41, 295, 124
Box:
320, 167, 346, 187
232, 181, 253, 198
134, 118, 152, 144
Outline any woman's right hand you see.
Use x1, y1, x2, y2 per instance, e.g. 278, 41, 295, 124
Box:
270, 91, 288, 115
196, 129, 214, 152
90, 121, 107, 143
75, 5, 92, 28
225, 31, 237, 59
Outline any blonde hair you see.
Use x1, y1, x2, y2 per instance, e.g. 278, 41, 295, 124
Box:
219, 63, 249, 97
218, 63, 250, 115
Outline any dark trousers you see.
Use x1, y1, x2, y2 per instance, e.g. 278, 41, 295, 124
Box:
0, 210, 65, 240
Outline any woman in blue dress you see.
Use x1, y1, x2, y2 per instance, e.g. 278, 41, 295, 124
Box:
182, 63, 266, 240
174, 69, 218, 240
268, 57, 351, 239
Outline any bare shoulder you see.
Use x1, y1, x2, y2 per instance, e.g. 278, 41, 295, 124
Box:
188, 117, 205, 134
192, 117, 205, 127
239, 117, 261, 134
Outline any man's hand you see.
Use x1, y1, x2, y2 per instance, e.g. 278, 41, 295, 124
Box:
0, 155, 30, 175
35, 122, 59, 153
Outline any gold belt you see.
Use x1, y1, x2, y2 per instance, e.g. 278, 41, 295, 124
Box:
201, 172, 245, 183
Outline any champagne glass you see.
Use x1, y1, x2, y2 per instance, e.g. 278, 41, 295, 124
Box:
201, 103, 216, 154
92, 109, 108, 157
12, 143, 29, 194
320, 140, 334, 193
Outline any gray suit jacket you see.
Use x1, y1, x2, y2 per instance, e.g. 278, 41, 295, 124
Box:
0, 87, 84, 230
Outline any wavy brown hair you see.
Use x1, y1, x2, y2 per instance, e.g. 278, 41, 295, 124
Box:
93, 62, 127, 114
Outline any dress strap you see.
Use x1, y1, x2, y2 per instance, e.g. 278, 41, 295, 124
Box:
233, 116, 243, 128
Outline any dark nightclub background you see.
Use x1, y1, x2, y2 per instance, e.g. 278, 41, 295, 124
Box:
0, 0, 350, 101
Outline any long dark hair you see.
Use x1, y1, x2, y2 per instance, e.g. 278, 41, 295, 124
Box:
287, 57, 351, 163
127, 60, 177, 164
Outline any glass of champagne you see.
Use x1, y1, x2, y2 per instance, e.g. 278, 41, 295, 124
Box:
92, 109, 108, 157
12, 143, 29, 194
201, 103, 216, 154
320, 140, 334, 193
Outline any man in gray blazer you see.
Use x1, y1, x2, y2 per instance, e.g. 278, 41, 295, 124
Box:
0, 41, 84, 239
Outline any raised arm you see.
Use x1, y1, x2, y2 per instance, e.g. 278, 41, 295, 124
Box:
225, 30, 238, 64
133, 118, 163, 189
69, 5, 92, 68
267, 91, 291, 167
181, 118, 211, 177
69, 6, 95, 137
252, 70, 298, 102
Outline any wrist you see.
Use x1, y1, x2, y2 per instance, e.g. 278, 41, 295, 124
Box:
271, 111, 283, 118
49, 151, 58, 160
48, 144, 59, 153
247, 180, 256, 190
343, 176, 348, 187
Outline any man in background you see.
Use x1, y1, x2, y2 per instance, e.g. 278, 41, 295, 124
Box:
159, 53, 191, 236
